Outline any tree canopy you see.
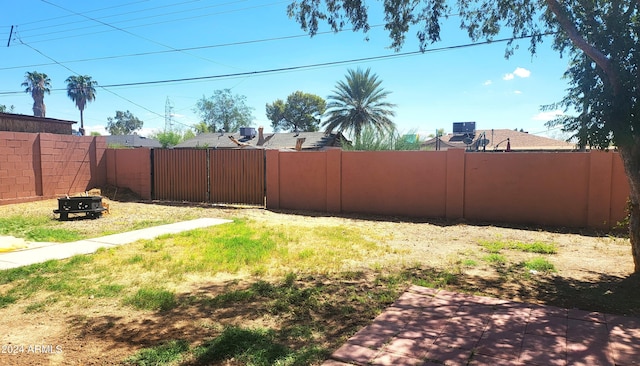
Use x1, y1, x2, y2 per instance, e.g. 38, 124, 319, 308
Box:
106, 110, 144, 135
194, 89, 254, 133
0, 104, 15, 113
266, 91, 326, 132
323, 68, 396, 140
66, 75, 97, 136
288, 0, 640, 272
21, 71, 51, 117
150, 128, 193, 148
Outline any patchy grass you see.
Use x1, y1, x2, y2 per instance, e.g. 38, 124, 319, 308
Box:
0, 216, 81, 242
192, 326, 325, 366
462, 259, 478, 267
523, 257, 556, 272
0, 294, 17, 308
482, 253, 507, 264
0, 212, 637, 366
124, 339, 190, 365
123, 287, 177, 311
479, 239, 557, 254
0, 220, 393, 313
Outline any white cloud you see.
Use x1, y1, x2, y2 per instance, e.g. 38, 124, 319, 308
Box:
532, 110, 564, 121
85, 125, 108, 136
503, 67, 531, 81
514, 90, 522, 95
483, 80, 492, 86
137, 127, 161, 137
513, 67, 531, 78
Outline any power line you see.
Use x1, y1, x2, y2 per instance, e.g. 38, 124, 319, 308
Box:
16, 1, 287, 45
17, 0, 151, 27
0, 27, 365, 71
20, 0, 197, 32
38, 0, 239, 70
13, 33, 174, 125
0, 32, 555, 96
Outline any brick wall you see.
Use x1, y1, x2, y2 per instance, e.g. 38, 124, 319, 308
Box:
266, 149, 630, 230
105, 148, 152, 200
0, 132, 106, 205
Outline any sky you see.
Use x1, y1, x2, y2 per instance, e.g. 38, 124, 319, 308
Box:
1, 0, 573, 139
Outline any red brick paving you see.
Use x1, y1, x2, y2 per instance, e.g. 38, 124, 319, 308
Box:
322, 285, 640, 365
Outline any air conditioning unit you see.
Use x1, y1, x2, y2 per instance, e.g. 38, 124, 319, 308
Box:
239, 127, 256, 138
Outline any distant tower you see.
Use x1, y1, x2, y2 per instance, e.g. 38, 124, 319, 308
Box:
165, 97, 174, 131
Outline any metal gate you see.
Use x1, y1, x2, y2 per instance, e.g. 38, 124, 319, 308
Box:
152, 148, 265, 206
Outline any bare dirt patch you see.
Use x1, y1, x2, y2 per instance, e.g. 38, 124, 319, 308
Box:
0, 198, 636, 365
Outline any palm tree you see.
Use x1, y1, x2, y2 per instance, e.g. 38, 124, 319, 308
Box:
323, 68, 396, 140
66, 75, 97, 135
21, 71, 51, 117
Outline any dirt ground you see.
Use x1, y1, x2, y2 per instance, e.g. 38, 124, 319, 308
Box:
0, 197, 636, 365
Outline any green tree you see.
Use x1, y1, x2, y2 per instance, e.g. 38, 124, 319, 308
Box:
66, 75, 97, 136
0, 104, 15, 113
194, 89, 254, 133
150, 128, 193, 148
345, 126, 421, 151
288, 0, 640, 273
323, 68, 396, 140
266, 91, 326, 132
192, 121, 211, 135
106, 110, 144, 135
21, 71, 51, 117
545, 55, 611, 151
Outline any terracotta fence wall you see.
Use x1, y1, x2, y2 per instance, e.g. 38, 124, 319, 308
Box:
2, 132, 631, 231
0, 132, 107, 205
105, 148, 152, 200
266, 149, 630, 230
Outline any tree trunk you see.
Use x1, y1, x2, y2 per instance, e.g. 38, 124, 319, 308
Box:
79, 109, 85, 136
33, 95, 45, 118
618, 143, 640, 273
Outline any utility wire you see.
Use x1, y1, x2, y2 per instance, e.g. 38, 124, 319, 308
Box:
18, 1, 286, 45
20, 0, 242, 38
0, 27, 373, 71
13, 32, 189, 127
38, 0, 241, 70
0, 32, 555, 96
17, 0, 151, 27
20, 0, 248, 33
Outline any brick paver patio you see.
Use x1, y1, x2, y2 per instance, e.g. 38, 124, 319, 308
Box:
323, 286, 639, 366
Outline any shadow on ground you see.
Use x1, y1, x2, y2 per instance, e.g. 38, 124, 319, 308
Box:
63, 267, 640, 365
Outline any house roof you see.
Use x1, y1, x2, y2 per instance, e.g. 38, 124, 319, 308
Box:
0, 112, 76, 125
175, 131, 347, 150
423, 129, 575, 151
105, 134, 162, 148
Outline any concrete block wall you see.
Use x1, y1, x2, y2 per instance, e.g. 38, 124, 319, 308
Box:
266, 149, 630, 230
0, 132, 107, 205
105, 148, 152, 200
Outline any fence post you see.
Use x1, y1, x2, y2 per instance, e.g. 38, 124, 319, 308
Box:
587, 150, 613, 229
265, 149, 280, 209
325, 148, 342, 213
445, 149, 465, 220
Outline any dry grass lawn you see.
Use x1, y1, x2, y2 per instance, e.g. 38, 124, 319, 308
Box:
0, 195, 638, 365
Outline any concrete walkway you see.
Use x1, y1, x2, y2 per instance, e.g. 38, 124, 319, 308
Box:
0, 218, 232, 270
324, 286, 640, 366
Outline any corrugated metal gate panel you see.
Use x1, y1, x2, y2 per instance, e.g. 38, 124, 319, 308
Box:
210, 149, 265, 205
153, 149, 208, 202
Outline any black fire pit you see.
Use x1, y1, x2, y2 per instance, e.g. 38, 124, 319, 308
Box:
53, 196, 106, 220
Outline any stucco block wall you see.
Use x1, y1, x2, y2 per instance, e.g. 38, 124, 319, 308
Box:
105, 148, 152, 200
266, 149, 630, 230
0, 132, 106, 205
